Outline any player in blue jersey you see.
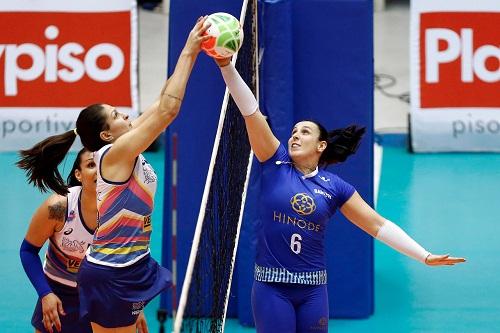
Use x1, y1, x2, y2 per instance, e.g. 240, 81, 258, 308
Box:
17, 17, 212, 333
214, 57, 466, 333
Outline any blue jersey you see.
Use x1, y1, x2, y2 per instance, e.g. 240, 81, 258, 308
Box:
254, 144, 355, 285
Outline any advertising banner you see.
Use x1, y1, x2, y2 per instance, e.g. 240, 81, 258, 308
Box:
410, 0, 500, 152
0, 0, 138, 150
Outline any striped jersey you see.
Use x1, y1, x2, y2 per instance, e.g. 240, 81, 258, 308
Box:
87, 144, 157, 267
254, 144, 355, 285
44, 186, 94, 287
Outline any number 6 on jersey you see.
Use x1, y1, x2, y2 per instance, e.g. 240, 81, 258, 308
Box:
290, 233, 302, 254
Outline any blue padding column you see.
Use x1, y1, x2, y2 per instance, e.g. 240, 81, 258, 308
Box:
239, 0, 374, 320
292, 0, 374, 318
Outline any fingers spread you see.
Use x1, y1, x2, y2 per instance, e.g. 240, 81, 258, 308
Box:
57, 301, 66, 316
199, 21, 212, 35
201, 35, 212, 42
195, 16, 208, 31
53, 314, 62, 332
43, 316, 54, 333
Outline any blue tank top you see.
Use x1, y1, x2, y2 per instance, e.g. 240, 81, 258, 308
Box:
254, 144, 355, 285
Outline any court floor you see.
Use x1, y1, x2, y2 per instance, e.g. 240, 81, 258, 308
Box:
1, 141, 499, 332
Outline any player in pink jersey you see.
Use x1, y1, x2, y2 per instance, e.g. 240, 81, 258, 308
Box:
18, 149, 148, 333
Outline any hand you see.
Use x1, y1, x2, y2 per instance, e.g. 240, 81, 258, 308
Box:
182, 16, 212, 57
41, 292, 65, 333
425, 253, 466, 266
136, 311, 149, 333
215, 57, 232, 67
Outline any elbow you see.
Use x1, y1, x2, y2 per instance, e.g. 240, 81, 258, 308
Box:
166, 105, 181, 120
160, 100, 181, 120
20, 239, 38, 265
372, 218, 387, 238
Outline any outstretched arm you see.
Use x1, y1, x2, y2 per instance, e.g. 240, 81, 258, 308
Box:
340, 192, 466, 266
104, 17, 211, 176
215, 57, 280, 162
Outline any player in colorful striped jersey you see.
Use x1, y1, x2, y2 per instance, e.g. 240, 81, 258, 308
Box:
16, 17, 212, 333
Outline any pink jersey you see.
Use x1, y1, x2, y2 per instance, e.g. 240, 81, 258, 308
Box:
44, 186, 94, 287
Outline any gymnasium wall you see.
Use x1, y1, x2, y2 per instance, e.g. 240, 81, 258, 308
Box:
163, 0, 374, 325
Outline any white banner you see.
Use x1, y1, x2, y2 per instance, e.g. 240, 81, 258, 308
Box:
410, 0, 500, 152
0, 0, 138, 151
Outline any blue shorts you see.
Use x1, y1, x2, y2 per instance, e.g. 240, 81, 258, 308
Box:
78, 255, 172, 328
252, 281, 329, 333
31, 277, 92, 333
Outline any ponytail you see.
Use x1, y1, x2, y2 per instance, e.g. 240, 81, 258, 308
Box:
16, 130, 77, 195
313, 122, 365, 166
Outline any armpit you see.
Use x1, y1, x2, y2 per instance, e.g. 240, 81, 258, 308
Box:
48, 200, 66, 222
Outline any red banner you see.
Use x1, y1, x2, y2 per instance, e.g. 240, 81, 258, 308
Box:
0, 12, 132, 107
420, 12, 500, 108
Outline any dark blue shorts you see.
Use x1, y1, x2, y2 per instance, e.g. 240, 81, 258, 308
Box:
252, 280, 329, 333
78, 255, 172, 328
31, 277, 92, 333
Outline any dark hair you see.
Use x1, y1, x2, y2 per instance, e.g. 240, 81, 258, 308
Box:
17, 130, 78, 195
16, 103, 108, 195
67, 148, 90, 188
309, 121, 366, 166
76, 104, 109, 152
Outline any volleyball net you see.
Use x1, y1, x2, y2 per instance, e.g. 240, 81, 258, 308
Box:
173, 0, 257, 331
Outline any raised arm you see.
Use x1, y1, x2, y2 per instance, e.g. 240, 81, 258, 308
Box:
103, 18, 211, 174
215, 57, 280, 162
130, 76, 173, 129
340, 192, 466, 266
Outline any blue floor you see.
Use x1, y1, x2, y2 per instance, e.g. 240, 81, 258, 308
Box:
1, 144, 499, 332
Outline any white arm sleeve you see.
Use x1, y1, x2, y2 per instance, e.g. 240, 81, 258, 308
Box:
376, 220, 430, 263
219, 63, 258, 117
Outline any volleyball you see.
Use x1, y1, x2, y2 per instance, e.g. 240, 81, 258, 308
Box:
201, 12, 244, 59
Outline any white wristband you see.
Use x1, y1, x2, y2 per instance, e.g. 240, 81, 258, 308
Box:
219, 63, 258, 117
376, 220, 430, 263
